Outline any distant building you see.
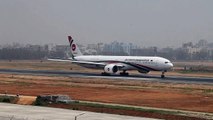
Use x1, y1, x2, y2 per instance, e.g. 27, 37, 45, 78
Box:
84, 49, 97, 55
51, 45, 69, 52
131, 47, 157, 56
181, 40, 213, 60
48, 45, 69, 59
207, 42, 213, 48
77, 44, 86, 54
85, 44, 99, 55
196, 39, 208, 48
87, 44, 98, 50
121, 43, 136, 55
182, 42, 193, 48
97, 43, 104, 54
187, 47, 201, 55
101, 41, 138, 55
26, 44, 48, 52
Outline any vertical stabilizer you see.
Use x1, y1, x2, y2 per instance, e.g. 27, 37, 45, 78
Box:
68, 36, 83, 59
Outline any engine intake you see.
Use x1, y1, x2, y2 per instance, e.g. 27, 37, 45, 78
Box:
104, 64, 118, 74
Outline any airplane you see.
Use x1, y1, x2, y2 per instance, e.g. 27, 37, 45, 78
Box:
49, 36, 173, 78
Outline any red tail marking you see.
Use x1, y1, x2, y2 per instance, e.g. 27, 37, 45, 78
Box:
72, 44, 76, 51
68, 36, 72, 42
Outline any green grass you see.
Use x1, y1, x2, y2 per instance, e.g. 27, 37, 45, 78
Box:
67, 102, 180, 115
37, 100, 180, 115
178, 70, 213, 74
0, 95, 18, 103
203, 89, 213, 93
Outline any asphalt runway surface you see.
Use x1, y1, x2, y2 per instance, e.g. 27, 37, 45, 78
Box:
0, 69, 212, 84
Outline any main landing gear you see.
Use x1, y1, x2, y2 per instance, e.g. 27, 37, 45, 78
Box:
101, 70, 129, 76
120, 70, 129, 76
101, 72, 110, 76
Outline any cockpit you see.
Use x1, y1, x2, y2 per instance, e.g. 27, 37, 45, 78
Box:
164, 60, 173, 69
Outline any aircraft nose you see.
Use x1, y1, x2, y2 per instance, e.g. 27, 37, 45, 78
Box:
165, 62, 173, 70
170, 63, 173, 67
169, 63, 174, 69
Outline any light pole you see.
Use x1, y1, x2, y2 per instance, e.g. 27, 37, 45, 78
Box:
74, 113, 85, 120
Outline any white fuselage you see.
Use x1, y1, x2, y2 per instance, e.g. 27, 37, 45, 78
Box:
74, 55, 173, 72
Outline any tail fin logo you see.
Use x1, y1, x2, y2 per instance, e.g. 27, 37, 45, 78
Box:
72, 44, 76, 51
68, 36, 73, 47
67, 35, 82, 57
68, 36, 76, 51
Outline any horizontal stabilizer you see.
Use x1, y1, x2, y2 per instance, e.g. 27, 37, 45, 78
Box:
48, 59, 72, 62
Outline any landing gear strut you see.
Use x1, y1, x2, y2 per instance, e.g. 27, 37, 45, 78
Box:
161, 71, 165, 78
120, 70, 129, 76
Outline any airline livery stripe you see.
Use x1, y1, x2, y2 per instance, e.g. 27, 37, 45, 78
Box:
90, 60, 158, 71
125, 62, 150, 72
135, 63, 159, 71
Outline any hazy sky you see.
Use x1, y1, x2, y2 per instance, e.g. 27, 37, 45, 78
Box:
0, 0, 213, 48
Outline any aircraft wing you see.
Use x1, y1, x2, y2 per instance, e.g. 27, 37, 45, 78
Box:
71, 60, 106, 66
48, 58, 106, 66
48, 59, 124, 68
71, 61, 124, 68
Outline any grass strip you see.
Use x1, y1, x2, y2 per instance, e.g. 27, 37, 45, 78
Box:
0, 95, 18, 103
69, 101, 180, 115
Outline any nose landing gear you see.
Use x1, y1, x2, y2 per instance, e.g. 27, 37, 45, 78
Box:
161, 71, 166, 78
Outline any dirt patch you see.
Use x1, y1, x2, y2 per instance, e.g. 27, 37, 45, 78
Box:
0, 74, 212, 113
16, 96, 36, 105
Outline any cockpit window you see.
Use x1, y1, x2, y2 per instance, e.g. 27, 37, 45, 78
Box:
165, 61, 169, 64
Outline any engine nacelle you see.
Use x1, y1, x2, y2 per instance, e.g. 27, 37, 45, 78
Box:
104, 64, 118, 74
138, 70, 149, 74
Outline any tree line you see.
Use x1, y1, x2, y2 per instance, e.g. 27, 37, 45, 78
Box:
0, 47, 212, 61
0, 48, 65, 60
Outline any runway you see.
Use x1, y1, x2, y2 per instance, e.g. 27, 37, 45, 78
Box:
0, 68, 212, 84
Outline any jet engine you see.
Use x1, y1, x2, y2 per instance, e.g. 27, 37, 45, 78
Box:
104, 64, 118, 74
138, 70, 149, 74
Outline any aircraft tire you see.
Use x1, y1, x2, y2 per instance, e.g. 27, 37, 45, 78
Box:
161, 74, 165, 78
120, 72, 129, 76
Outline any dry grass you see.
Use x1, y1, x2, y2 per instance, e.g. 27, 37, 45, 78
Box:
0, 60, 212, 119
0, 73, 213, 113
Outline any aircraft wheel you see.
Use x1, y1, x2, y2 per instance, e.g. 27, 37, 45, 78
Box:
101, 72, 110, 76
161, 74, 165, 78
120, 72, 129, 76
